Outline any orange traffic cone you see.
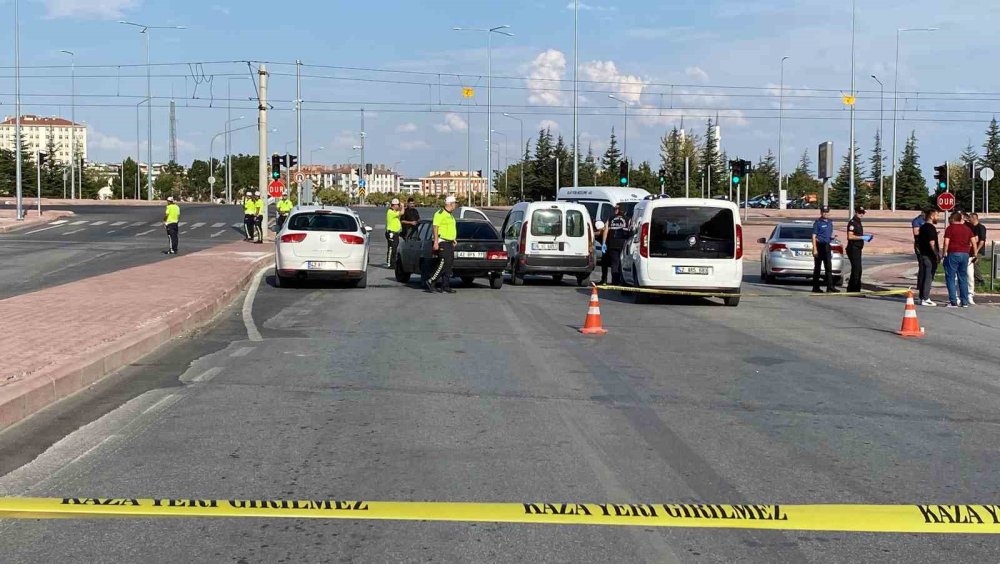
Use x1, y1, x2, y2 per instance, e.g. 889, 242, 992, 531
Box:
580, 285, 608, 335
896, 290, 925, 338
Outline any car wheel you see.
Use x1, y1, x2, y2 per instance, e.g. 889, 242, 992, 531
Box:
275, 274, 291, 288
724, 295, 741, 307
461, 276, 476, 287
352, 270, 368, 289
576, 274, 590, 287
833, 276, 844, 287
510, 261, 524, 286
394, 258, 411, 283
489, 275, 503, 290
551, 274, 564, 284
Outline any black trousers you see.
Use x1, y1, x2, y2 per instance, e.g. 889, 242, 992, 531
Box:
428, 241, 455, 289
812, 242, 834, 290
165, 223, 179, 253
244, 214, 255, 239
276, 213, 288, 231
606, 246, 624, 285
385, 231, 400, 265
846, 244, 863, 292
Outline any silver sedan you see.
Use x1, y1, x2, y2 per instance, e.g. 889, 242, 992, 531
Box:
759, 222, 844, 285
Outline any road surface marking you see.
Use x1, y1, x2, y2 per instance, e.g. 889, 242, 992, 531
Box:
191, 367, 223, 383
210, 230, 227, 238
212, 222, 226, 228
191, 222, 205, 229
69, 220, 87, 226
242, 265, 271, 343
230, 346, 255, 357
147, 222, 161, 227
23, 225, 63, 235
50, 219, 68, 225
110, 221, 127, 226
180, 230, 189, 235
65, 434, 119, 468
106, 230, 118, 234
135, 229, 156, 237
232, 223, 243, 228
90, 221, 107, 226
142, 393, 182, 415
129, 221, 146, 227
62, 229, 85, 236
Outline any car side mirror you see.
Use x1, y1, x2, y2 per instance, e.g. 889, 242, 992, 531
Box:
757, 238, 767, 244
364, 225, 373, 233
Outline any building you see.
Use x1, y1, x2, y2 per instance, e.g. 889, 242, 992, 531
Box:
399, 179, 421, 194
0, 115, 87, 164
298, 163, 401, 194
419, 170, 486, 197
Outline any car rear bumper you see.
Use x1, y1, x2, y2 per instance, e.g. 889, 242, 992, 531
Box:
768, 255, 843, 276
277, 268, 365, 280
519, 254, 594, 275
454, 259, 508, 277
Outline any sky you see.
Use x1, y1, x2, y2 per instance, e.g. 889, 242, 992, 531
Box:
3, 0, 1000, 182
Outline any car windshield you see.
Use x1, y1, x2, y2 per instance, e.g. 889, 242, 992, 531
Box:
531, 209, 563, 237
649, 206, 735, 259
778, 226, 814, 240
457, 221, 499, 240
288, 212, 358, 232
579, 202, 600, 222
618, 202, 638, 220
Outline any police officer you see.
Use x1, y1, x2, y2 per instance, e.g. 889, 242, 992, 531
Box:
602, 205, 630, 285
385, 198, 403, 267
401, 197, 420, 239
243, 191, 255, 241
811, 205, 838, 293
426, 195, 458, 294
276, 192, 293, 231
845, 206, 866, 293
253, 191, 264, 243
163, 196, 180, 254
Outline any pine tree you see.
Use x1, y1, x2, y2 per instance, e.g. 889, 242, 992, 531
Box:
982, 117, 1000, 212
553, 134, 572, 190
698, 118, 724, 196
659, 127, 684, 196
528, 129, 555, 200
580, 143, 598, 187
632, 161, 656, 193
599, 127, 622, 185
952, 142, 979, 212
752, 150, 779, 198
896, 131, 928, 210
829, 144, 867, 209
869, 130, 885, 209
785, 150, 820, 199
680, 133, 699, 197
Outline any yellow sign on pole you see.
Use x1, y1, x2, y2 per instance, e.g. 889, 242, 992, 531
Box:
462, 87, 475, 99
842, 94, 856, 106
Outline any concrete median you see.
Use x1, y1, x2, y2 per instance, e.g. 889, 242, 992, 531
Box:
0, 242, 271, 430
0, 210, 74, 233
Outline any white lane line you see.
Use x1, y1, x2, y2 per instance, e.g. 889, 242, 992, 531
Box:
191, 367, 223, 383
232, 223, 243, 228
242, 265, 271, 343
178, 222, 187, 227
69, 220, 87, 226
191, 222, 205, 228
135, 229, 156, 237
51, 219, 69, 225
129, 221, 146, 227
62, 229, 85, 236
24, 224, 63, 235
180, 230, 189, 235
142, 393, 182, 415
210, 230, 227, 238
90, 220, 107, 226
106, 230, 118, 234
66, 434, 119, 468
212, 222, 226, 228
110, 221, 127, 226
148, 222, 161, 227
230, 346, 254, 357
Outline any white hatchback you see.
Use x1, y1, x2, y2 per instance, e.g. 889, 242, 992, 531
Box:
274, 206, 372, 288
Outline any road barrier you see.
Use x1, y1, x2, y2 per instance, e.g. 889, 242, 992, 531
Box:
594, 285, 911, 299
1, 497, 999, 533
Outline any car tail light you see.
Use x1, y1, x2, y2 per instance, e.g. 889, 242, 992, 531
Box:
280, 233, 307, 243
340, 234, 365, 245
768, 243, 787, 253
486, 250, 508, 261
735, 224, 744, 259
831, 245, 844, 254
518, 222, 528, 255
639, 222, 649, 258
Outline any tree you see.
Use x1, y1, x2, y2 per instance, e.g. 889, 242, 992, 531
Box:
895, 131, 928, 210
527, 128, 555, 200
829, 144, 867, 209
869, 129, 885, 209
680, 133, 699, 197
785, 150, 821, 199
188, 159, 220, 201
951, 142, 978, 212
659, 127, 685, 196
982, 117, 1000, 212
631, 161, 657, 193
698, 118, 725, 196
598, 127, 622, 186
553, 134, 572, 190
0, 132, 37, 197
120, 157, 147, 199
579, 143, 599, 187
752, 150, 779, 198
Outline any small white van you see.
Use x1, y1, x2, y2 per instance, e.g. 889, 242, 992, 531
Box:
621, 197, 744, 306
557, 186, 652, 224
500, 202, 595, 286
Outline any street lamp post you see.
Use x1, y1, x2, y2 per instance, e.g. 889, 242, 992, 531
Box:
135, 98, 149, 199
871, 74, 885, 210
209, 117, 244, 202
491, 130, 508, 200
14, 0, 23, 220
572, 0, 579, 188
453, 24, 513, 207
848, 0, 857, 219
609, 95, 630, 185
890, 26, 937, 211
777, 56, 789, 209
119, 21, 185, 201
60, 50, 75, 199
503, 113, 524, 201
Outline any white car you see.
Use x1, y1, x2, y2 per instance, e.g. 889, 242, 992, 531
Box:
274, 205, 372, 288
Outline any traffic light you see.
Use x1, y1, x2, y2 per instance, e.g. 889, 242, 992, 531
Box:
619, 160, 628, 186
354, 168, 361, 177
365, 163, 373, 175
37, 152, 48, 167
271, 154, 282, 180
968, 162, 977, 180
729, 159, 742, 187
933, 163, 948, 191
658, 168, 666, 184
286, 154, 298, 169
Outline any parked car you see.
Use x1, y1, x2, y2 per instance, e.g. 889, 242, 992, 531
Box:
759, 222, 844, 285
500, 201, 595, 286
395, 219, 507, 289
274, 205, 371, 288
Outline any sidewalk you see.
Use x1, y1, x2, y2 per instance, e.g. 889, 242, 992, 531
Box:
0, 242, 271, 429
862, 260, 999, 304
0, 209, 73, 233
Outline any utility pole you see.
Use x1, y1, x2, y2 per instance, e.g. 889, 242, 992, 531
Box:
120, 159, 125, 200
360, 108, 366, 205
685, 157, 690, 198
848, 0, 857, 219
257, 64, 269, 239
14, 0, 23, 220
35, 150, 42, 216
296, 59, 303, 204
572, 0, 579, 189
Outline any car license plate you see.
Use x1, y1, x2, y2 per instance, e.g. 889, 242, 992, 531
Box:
456, 251, 486, 259
676, 266, 711, 275
794, 250, 812, 257
533, 242, 557, 251
306, 261, 332, 270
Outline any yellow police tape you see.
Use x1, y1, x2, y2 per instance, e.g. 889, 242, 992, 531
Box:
1, 497, 999, 533
595, 285, 912, 299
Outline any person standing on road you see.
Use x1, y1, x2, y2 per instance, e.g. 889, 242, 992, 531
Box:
594, 220, 609, 285
385, 198, 403, 267
845, 206, 867, 293
911, 208, 927, 254
916, 209, 941, 306
811, 205, 838, 293
971, 213, 987, 286
602, 205, 630, 285
426, 196, 458, 294
253, 191, 265, 244
401, 197, 420, 239
276, 193, 293, 231
942, 211, 979, 308
243, 191, 256, 241
163, 196, 180, 255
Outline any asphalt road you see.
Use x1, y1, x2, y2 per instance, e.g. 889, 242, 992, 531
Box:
2, 208, 1000, 562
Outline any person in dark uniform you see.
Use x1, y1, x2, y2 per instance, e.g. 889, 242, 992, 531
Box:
845, 206, 866, 292
811, 205, 838, 293
401, 197, 420, 239
602, 205, 630, 285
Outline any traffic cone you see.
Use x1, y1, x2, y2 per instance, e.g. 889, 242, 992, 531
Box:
580, 285, 608, 335
896, 290, 925, 338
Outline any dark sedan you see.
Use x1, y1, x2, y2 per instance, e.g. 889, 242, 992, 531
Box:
394, 219, 508, 289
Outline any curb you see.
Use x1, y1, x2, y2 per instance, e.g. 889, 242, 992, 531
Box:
0, 254, 271, 431
0, 210, 74, 234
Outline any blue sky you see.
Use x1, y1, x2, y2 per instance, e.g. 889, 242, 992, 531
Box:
4, 0, 1000, 181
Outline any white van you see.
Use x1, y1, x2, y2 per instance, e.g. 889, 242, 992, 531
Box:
500, 202, 595, 286
621, 197, 744, 306
557, 186, 652, 224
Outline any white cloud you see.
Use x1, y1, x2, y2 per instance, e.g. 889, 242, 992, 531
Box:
331, 130, 359, 149
396, 122, 418, 133
685, 66, 710, 83
580, 60, 646, 104
434, 113, 468, 133
538, 119, 560, 132
42, 0, 139, 19
89, 129, 132, 153
210, 5, 230, 15
526, 49, 567, 106
567, 2, 617, 11
399, 140, 430, 151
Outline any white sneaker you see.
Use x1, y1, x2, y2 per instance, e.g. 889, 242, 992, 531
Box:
968, 297, 976, 306
921, 299, 937, 307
